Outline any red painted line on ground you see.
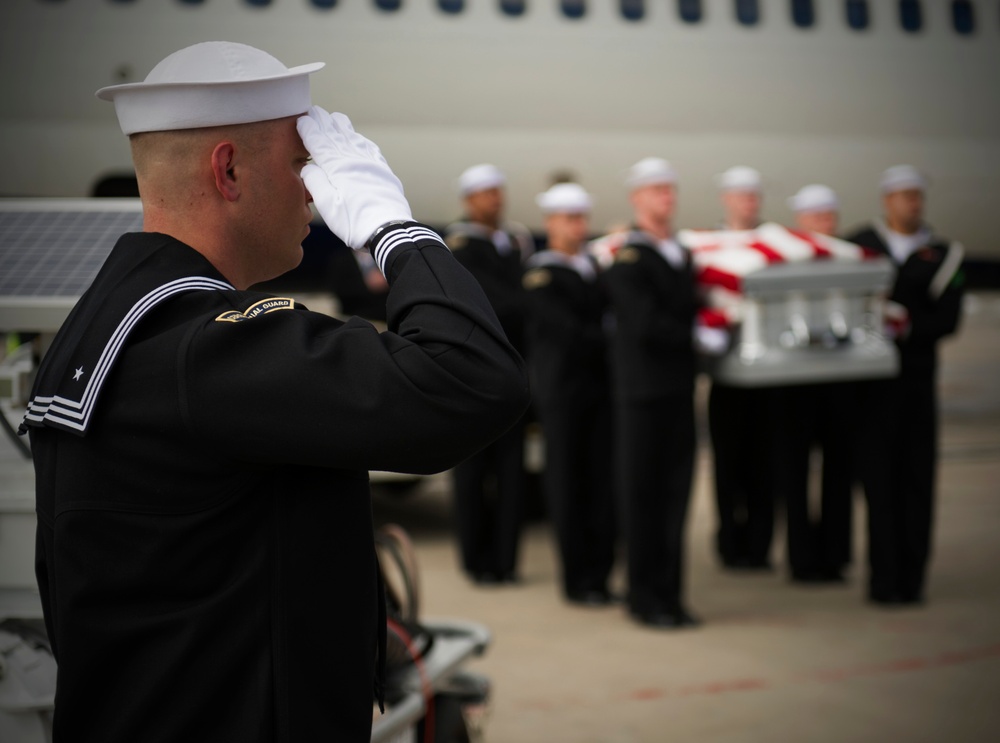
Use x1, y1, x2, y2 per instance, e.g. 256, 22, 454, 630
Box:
615, 643, 1000, 704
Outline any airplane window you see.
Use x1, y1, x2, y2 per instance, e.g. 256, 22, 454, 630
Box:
310, 0, 337, 8
620, 0, 645, 22
374, 0, 402, 12
735, 0, 760, 26
845, 0, 869, 30
561, 0, 585, 19
178, 0, 205, 6
791, 0, 815, 27
499, 0, 526, 17
244, 0, 271, 6
951, 0, 976, 34
899, 0, 923, 32
678, 0, 702, 23
438, 0, 463, 12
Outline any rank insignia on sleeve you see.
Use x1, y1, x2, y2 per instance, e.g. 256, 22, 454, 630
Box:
522, 269, 552, 290
445, 234, 468, 251
216, 297, 297, 323
616, 247, 641, 264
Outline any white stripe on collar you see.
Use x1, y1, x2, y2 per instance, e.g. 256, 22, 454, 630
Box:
22, 276, 233, 433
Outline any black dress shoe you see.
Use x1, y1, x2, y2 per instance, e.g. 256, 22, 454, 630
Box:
725, 556, 773, 572
469, 571, 504, 585
566, 588, 616, 607
868, 591, 906, 606
630, 606, 702, 629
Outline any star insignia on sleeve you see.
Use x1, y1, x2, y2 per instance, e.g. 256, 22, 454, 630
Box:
73, 367, 85, 381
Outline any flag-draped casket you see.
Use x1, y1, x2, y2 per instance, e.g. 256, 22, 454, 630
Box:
591, 223, 899, 386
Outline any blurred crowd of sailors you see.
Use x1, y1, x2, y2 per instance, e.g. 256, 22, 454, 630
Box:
346, 159, 965, 629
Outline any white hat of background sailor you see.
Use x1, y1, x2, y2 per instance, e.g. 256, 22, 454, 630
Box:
624, 157, 678, 190
458, 164, 506, 196
788, 184, 839, 213
879, 165, 928, 194
716, 165, 763, 193
96, 41, 325, 135
536, 183, 593, 214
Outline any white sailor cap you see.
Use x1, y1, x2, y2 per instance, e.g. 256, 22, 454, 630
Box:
458, 164, 506, 196
96, 42, 324, 136
624, 157, 678, 190
879, 165, 928, 194
536, 183, 594, 214
716, 166, 763, 193
787, 184, 839, 213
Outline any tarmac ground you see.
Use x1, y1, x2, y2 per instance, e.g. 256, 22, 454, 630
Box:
370, 291, 1000, 743
1, 293, 997, 743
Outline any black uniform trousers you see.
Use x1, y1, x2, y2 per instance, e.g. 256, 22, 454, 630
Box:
617, 394, 695, 614
538, 396, 616, 597
452, 417, 526, 580
708, 383, 775, 568
858, 374, 937, 602
772, 383, 855, 580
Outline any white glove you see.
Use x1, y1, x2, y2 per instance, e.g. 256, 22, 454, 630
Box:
296, 106, 412, 251
694, 325, 730, 356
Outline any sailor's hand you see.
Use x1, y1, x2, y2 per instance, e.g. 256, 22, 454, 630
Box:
297, 106, 412, 251
695, 325, 730, 356
884, 300, 911, 341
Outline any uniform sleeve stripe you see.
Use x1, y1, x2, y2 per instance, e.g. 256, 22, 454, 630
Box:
929, 241, 964, 301
370, 223, 446, 274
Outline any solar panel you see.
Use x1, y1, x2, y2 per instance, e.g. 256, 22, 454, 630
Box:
0, 199, 143, 332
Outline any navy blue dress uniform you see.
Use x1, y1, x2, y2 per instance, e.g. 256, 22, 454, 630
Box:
845, 220, 964, 605
20, 225, 529, 743
445, 217, 534, 583
604, 230, 699, 626
522, 249, 616, 603
19, 42, 529, 743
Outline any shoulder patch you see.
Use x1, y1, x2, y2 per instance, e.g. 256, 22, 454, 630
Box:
216, 297, 297, 323
522, 268, 552, 290
616, 246, 642, 264
445, 234, 468, 251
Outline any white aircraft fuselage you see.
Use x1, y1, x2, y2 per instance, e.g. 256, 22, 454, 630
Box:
1, 0, 997, 257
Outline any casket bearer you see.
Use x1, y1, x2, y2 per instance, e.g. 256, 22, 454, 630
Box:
845, 166, 964, 606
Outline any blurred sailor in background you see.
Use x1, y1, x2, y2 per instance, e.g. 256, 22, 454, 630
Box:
772, 185, 855, 583
604, 158, 701, 628
718, 166, 764, 231
522, 183, 616, 606
708, 166, 776, 571
845, 166, 965, 606
445, 165, 534, 585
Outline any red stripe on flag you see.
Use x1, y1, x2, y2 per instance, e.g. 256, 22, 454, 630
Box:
747, 241, 784, 264
698, 307, 730, 329
698, 266, 742, 293
787, 228, 832, 259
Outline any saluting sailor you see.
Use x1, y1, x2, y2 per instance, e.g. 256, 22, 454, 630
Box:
845, 165, 965, 606
19, 41, 529, 742
603, 158, 701, 628
523, 182, 616, 606
444, 164, 534, 585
